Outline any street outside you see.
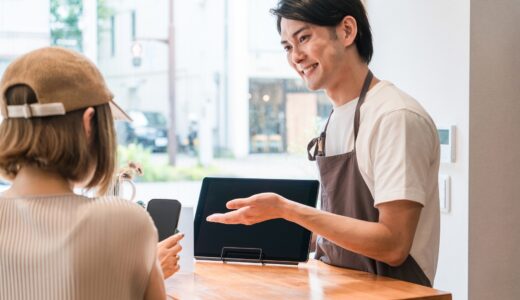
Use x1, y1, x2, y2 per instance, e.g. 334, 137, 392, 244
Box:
136, 153, 320, 209
0, 153, 320, 208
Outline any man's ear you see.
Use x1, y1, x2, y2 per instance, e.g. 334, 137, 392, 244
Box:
82, 107, 96, 139
337, 16, 358, 47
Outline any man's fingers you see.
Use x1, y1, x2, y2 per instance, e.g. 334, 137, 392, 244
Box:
226, 197, 251, 209
206, 209, 245, 224
159, 232, 184, 248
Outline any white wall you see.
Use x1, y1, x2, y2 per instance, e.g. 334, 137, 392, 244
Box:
366, 1, 470, 299
226, 0, 249, 157
247, 0, 296, 79
82, 0, 98, 63
0, 0, 50, 58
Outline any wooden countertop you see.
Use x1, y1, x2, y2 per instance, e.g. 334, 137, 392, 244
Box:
166, 259, 451, 300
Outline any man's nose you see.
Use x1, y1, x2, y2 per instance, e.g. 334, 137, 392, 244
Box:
291, 47, 305, 65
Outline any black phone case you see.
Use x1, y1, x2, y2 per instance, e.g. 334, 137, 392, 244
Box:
147, 199, 182, 242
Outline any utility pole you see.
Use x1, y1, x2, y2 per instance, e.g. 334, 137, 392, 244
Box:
131, 0, 177, 165
167, 0, 177, 166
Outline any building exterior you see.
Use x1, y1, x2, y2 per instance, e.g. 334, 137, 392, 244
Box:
0, 0, 51, 123
97, 0, 328, 161
0, 0, 50, 79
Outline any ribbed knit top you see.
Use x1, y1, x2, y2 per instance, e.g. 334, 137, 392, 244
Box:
0, 194, 158, 300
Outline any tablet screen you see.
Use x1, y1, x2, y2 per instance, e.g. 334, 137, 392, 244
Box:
194, 177, 319, 263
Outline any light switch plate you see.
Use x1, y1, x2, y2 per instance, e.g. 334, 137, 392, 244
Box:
438, 174, 451, 213
437, 126, 456, 163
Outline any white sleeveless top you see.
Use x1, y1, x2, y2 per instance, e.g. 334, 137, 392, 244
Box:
0, 194, 158, 300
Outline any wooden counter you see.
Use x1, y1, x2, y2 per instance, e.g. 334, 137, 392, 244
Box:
166, 259, 451, 300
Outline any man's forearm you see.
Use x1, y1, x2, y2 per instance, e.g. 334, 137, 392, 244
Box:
281, 199, 413, 266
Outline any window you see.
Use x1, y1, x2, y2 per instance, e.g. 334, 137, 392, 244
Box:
2, 0, 323, 203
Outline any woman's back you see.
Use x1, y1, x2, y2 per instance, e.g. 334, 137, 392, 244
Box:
0, 194, 158, 300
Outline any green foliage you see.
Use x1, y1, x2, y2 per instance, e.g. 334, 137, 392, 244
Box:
117, 144, 219, 182
97, 0, 114, 37
214, 147, 235, 159
50, 0, 83, 51
97, 0, 114, 21
50, 0, 114, 52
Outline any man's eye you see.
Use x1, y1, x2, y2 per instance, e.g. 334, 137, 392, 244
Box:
299, 35, 309, 43
283, 45, 292, 52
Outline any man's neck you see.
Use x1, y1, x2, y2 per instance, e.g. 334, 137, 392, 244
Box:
2, 165, 74, 197
325, 59, 379, 107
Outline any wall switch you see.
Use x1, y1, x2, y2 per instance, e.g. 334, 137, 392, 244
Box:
438, 174, 451, 213
437, 126, 456, 163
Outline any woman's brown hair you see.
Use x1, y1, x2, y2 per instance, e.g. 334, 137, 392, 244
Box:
0, 84, 117, 195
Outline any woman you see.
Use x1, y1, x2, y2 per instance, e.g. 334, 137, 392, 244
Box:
0, 47, 176, 300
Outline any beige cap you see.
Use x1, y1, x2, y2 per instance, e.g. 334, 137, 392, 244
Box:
0, 46, 131, 121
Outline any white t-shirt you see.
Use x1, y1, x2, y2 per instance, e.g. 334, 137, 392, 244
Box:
325, 80, 440, 284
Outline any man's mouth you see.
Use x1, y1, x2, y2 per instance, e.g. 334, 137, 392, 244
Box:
300, 63, 318, 75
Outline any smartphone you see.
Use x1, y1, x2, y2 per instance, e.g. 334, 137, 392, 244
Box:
146, 199, 182, 242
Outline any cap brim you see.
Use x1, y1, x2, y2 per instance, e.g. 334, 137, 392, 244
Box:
109, 100, 132, 122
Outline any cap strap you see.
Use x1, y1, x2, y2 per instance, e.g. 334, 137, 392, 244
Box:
6, 103, 66, 119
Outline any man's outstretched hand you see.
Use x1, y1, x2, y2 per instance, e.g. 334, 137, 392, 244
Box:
206, 192, 287, 225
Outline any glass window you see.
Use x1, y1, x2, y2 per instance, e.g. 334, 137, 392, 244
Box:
2, 0, 325, 206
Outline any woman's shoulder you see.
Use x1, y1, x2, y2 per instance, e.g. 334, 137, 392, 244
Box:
73, 196, 155, 237
86, 196, 151, 221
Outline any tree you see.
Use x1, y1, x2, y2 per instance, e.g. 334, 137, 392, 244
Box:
97, 0, 114, 47
50, 0, 83, 51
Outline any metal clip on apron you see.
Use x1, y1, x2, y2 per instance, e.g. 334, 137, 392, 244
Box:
307, 70, 431, 287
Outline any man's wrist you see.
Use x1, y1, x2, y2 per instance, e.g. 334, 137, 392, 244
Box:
278, 196, 297, 221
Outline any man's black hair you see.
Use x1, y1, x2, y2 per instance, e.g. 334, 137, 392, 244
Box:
270, 0, 373, 64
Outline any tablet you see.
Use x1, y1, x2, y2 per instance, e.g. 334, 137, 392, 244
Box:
194, 177, 319, 264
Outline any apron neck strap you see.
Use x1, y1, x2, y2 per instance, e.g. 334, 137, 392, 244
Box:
322, 109, 334, 133
354, 70, 374, 141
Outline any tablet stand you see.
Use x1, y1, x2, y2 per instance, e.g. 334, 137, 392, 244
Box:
220, 247, 264, 264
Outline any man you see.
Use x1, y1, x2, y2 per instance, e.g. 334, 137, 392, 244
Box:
208, 0, 440, 287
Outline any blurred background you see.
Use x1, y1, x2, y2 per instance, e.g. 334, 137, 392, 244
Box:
0, 0, 327, 203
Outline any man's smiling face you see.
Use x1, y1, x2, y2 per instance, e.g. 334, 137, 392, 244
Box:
280, 18, 346, 91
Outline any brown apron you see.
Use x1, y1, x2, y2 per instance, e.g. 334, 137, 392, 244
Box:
307, 71, 431, 287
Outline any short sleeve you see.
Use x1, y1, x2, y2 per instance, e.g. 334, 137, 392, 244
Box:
370, 109, 437, 206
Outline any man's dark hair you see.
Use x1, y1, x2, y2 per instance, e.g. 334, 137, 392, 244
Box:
270, 0, 373, 63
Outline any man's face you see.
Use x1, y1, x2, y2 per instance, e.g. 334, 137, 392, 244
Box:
280, 18, 345, 91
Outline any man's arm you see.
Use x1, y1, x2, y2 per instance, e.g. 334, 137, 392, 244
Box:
207, 193, 421, 266
284, 198, 421, 266
310, 233, 317, 253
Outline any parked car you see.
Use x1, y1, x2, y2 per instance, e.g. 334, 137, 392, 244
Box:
116, 110, 168, 152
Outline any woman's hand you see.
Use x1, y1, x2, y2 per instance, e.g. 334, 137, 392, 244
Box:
157, 233, 184, 279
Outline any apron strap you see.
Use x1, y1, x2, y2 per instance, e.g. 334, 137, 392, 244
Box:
322, 109, 334, 133
307, 70, 373, 160
307, 109, 334, 161
354, 70, 374, 141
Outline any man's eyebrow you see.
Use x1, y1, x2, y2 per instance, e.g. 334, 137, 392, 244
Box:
280, 25, 310, 44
